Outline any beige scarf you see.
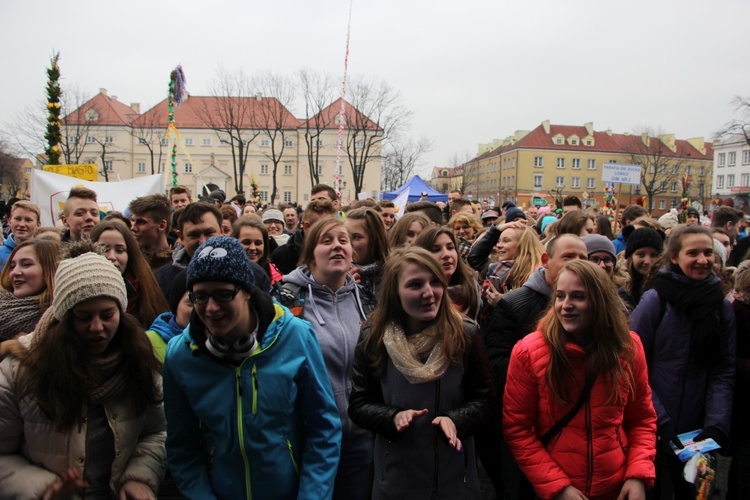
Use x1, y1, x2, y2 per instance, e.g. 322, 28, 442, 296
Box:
383, 321, 449, 384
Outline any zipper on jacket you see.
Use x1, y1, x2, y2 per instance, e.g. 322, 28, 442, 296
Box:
432, 380, 441, 492
585, 400, 593, 497
252, 364, 259, 414
286, 439, 299, 475
235, 366, 253, 499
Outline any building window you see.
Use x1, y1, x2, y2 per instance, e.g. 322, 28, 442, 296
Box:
586, 177, 595, 189
572, 158, 581, 169
316, 165, 322, 175
184, 138, 193, 146
284, 165, 292, 175
587, 159, 596, 170
672, 164, 679, 174
557, 158, 565, 169
259, 191, 268, 202
284, 139, 293, 147
534, 156, 543, 167
260, 164, 268, 175
670, 181, 678, 193
555, 138, 563, 145
742, 173, 749, 186
686, 165, 692, 175
743, 151, 750, 165
718, 153, 726, 167
104, 161, 113, 172
634, 185, 641, 195
659, 200, 666, 210
699, 166, 705, 176
184, 162, 192, 173
261, 139, 270, 147
104, 136, 114, 144
571, 139, 578, 145
316, 139, 324, 147
717, 175, 724, 189
137, 162, 145, 173
660, 164, 667, 174
161, 138, 169, 146
555, 176, 565, 187
648, 163, 655, 174
86, 136, 97, 144
728, 174, 735, 187
571, 177, 581, 188
283, 191, 292, 203
586, 140, 592, 146
202, 138, 212, 146
660, 181, 667, 190
220, 138, 230, 146
533, 174, 543, 188
355, 140, 365, 148
729, 152, 737, 166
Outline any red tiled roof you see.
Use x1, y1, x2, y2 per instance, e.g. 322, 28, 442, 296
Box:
131, 96, 301, 130
64, 92, 139, 126
306, 98, 381, 131
474, 123, 713, 161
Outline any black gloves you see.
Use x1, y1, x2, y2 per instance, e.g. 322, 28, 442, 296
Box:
658, 423, 683, 450
695, 426, 726, 449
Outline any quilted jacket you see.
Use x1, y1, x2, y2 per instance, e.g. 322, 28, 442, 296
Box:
503, 331, 656, 500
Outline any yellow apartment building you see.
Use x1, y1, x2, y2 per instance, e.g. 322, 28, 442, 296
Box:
454, 121, 713, 215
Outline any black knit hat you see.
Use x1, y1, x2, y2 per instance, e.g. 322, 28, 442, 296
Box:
625, 228, 664, 259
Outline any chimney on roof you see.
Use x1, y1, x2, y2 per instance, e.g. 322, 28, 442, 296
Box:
686, 137, 706, 155
641, 133, 650, 147
256, 92, 263, 102
99, 88, 107, 96
542, 120, 551, 134
130, 103, 141, 114
605, 129, 613, 137
111, 96, 118, 101
584, 122, 594, 135
659, 134, 676, 152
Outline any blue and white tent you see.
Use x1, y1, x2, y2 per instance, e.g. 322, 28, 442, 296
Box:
380, 175, 448, 203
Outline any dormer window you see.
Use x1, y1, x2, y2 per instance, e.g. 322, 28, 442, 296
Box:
85, 109, 99, 122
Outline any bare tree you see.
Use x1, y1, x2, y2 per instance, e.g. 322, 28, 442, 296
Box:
4, 100, 47, 160
197, 68, 260, 194
253, 72, 297, 205
445, 150, 475, 195
0, 141, 24, 198
381, 135, 434, 192
716, 95, 750, 146
59, 85, 94, 164
622, 129, 683, 213
298, 69, 336, 188
129, 109, 165, 175
345, 78, 412, 199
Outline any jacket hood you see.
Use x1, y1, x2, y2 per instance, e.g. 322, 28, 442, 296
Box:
147, 312, 185, 343
171, 243, 190, 269
523, 267, 552, 297
284, 266, 367, 325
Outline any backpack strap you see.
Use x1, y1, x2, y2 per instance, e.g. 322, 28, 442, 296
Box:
273, 282, 305, 317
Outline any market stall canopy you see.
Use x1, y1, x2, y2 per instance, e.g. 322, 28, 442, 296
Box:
380, 175, 449, 202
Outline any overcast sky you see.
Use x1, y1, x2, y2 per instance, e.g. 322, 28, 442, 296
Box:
1, 0, 748, 177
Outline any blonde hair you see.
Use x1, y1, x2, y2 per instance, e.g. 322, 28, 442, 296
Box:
449, 212, 483, 239
508, 228, 544, 288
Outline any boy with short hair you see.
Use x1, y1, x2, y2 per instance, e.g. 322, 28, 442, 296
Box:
0, 200, 42, 268
60, 186, 100, 242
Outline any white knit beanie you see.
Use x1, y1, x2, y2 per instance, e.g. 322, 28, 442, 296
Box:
52, 252, 128, 321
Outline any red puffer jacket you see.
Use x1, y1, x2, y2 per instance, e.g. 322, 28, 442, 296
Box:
503, 331, 656, 500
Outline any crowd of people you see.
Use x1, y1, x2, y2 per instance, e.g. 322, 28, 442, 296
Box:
0, 184, 748, 499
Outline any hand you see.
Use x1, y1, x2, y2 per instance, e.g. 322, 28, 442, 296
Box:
496, 219, 527, 232
119, 481, 155, 500
695, 426, 726, 448
485, 284, 504, 306
617, 478, 646, 500
349, 266, 362, 284
393, 408, 428, 432
555, 485, 588, 500
657, 423, 683, 450
432, 416, 462, 451
42, 468, 88, 500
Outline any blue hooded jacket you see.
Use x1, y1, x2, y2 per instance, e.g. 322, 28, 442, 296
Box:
0, 234, 17, 270
163, 296, 342, 500
145, 312, 185, 363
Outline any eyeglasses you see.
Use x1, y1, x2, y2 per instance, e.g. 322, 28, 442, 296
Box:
589, 256, 615, 267
189, 286, 242, 305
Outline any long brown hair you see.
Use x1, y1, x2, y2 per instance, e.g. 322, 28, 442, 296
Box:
299, 217, 349, 270
539, 259, 635, 404
345, 207, 389, 265
363, 247, 465, 377
414, 226, 479, 319
0, 238, 62, 311
89, 219, 168, 327
387, 212, 431, 248
18, 310, 161, 431
232, 216, 270, 265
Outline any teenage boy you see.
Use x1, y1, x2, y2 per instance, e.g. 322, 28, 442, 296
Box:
0, 201, 42, 269
61, 186, 100, 242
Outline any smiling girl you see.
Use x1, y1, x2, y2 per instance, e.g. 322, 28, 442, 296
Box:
348, 247, 492, 499
0, 239, 61, 342
504, 260, 656, 500
630, 224, 736, 498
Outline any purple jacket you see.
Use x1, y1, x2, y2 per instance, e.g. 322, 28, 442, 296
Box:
629, 270, 735, 436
